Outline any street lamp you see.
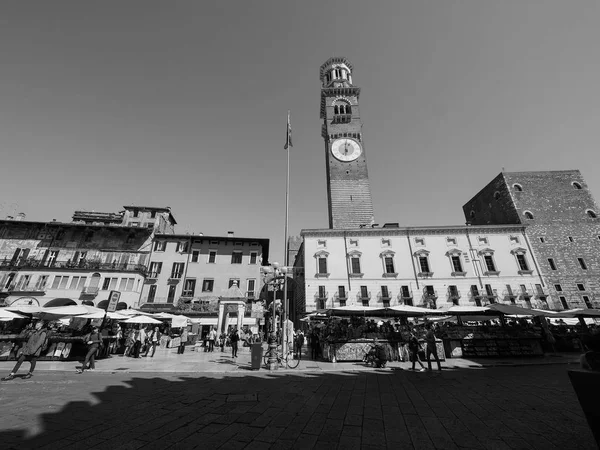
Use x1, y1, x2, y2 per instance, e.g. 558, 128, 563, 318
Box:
260, 263, 288, 370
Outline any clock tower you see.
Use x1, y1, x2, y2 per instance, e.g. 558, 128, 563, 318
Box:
320, 57, 375, 229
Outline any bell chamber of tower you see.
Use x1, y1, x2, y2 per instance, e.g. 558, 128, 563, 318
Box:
320, 57, 375, 230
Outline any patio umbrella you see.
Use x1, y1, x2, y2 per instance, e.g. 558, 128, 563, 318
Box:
487, 303, 544, 317
5, 305, 44, 314
386, 305, 434, 316
328, 305, 389, 315
152, 312, 189, 328
116, 309, 154, 316
35, 305, 105, 320
0, 309, 26, 321
563, 308, 600, 318
76, 311, 129, 320
121, 315, 163, 325
437, 305, 493, 315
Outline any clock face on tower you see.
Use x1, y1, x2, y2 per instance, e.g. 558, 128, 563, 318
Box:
331, 138, 362, 162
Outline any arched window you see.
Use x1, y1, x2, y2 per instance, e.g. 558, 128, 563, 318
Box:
346, 105, 352, 114
572, 182, 582, 190
470, 211, 476, 219
524, 211, 534, 220
493, 191, 501, 200
586, 209, 598, 218
513, 183, 523, 192
334, 105, 339, 115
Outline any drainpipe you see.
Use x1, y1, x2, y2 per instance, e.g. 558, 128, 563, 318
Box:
522, 228, 544, 287
465, 226, 483, 288
406, 228, 420, 290
343, 231, 351, 296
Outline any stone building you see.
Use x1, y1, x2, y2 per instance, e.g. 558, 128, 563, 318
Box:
138, 232, 270, 330
0, 219, 153, 308
297, 225, 545, 313
463, 170, 600, 310
72, 205, 176, 234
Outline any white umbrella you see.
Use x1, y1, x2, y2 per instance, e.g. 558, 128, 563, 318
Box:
117, 309, 154, 316
121, 315, 163, 325
5, 305, 44, 314
152, 312, 189, 328
76, 311, 129, 320
387, 305, 434, 316
0, 309, 26, 320
35, 305, 105, 320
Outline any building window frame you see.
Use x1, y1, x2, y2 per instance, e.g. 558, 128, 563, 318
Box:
510, 247, 533, 274
585, 209, 597, 219
202, 279, 214, 292
548, 258, 557, 271
414, 249, 433, 277
249, 252, 258, 265
578, 258, 588, 270
347, 250, 363, 278
446, 248, 466, 276
523, 211, 534, 220
182, 278, 196, 297
380, 250, 397, 277
207, 250, 217, 264
479, 248, 500, 275
231, 251, 243, 264
314, 250, 330, 277
191, 250, 200, 263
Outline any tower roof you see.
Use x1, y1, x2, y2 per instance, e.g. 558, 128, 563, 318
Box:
320, 57, 354, 79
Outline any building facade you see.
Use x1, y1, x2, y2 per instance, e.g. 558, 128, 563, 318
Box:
298, 225, 546, 313
73, 205, 176, 234
463, 170, 600, 310
139, 233, 270, 311
0, 219, 153, 308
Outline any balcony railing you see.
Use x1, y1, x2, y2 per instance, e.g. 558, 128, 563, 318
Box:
81, 286, 99, 296
334, 292, 347, 306
447, 287, 461, 302
422, 288, 438, 299
0, 258, 147, 274
332, 114, 352, 124
397, 293, 413, 306
377, 292, 392, 306
357, 291, 371, 306
501, 289, 517, 303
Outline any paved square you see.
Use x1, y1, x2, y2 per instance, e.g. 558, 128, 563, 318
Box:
0, 365, 595, 449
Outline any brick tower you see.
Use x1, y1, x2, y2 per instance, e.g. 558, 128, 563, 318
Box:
463, 170, 600, 310
320, 57, 375, 229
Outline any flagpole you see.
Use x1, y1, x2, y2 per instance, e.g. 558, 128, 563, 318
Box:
283, 111, 291, 356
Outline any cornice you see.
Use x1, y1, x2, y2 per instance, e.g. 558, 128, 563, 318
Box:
301, 224, 527, 238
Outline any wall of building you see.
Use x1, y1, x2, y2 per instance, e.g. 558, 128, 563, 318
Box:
463, 170, 600, 309
301, 226, 544, 313
0, 220, 152, 308
139, 236, 268, 309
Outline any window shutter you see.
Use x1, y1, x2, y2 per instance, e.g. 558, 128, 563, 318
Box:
10, 249, 21, 264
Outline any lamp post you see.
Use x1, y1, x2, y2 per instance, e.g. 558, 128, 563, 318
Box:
260, 263, 288, 370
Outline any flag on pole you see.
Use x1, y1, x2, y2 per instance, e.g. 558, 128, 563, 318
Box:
284, 111, 292, 149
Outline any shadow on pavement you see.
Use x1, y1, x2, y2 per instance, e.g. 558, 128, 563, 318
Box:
0, 365, 596, 450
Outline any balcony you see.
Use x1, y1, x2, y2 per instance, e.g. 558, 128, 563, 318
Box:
417, 272, 434, 278
397, 292, 413, 306
314, 291, 328, 310
332, 114, 352, 124
534, 286, 548, 300
447, 287, 461, 303
483, 290, 498, 304
334, 292, 347, 306
81, 286, 99, 296
167, 276, 182, 284
377, 292, 392, 307
146, 272, 160, 280
0, 258, 148, 274
357, 291, 371, 307
501, 289, 517, 304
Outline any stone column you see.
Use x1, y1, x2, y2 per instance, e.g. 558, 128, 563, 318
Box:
217, 301, 226, 335
237, 302, 244, 331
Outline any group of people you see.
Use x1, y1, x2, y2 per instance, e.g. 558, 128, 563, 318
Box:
119, 325, 163, 358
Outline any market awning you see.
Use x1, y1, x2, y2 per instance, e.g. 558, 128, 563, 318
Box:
487, 303, 545, 316
43, 298, 78, 307
192, 317, 257, 326
0, 309, 26, 321
437, 305, 495, 315
386, 305, 435, 316
327, 305, 389, 316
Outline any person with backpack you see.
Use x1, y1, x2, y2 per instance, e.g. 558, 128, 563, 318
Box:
76, 326, 103, 374
229, 326, 240, 358
2, 320, 49, 381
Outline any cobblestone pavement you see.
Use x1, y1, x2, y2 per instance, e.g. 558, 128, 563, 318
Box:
0, 365, 595, 449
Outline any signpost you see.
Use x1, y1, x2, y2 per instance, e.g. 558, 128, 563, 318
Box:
107, 290, 121, 313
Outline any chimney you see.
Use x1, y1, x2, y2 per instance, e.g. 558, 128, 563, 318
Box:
6, 215, 14, 220
16, 212, 26, 221
227, 231, 234, 237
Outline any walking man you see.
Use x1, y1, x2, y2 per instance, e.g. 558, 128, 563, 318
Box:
425, 323, 442, 371
408, 330, 426, 371
208, 327, 216, 352
230, 326, 240, 358
295, 330, 304, 359
177, 327, 188, 354
144, 326, 161, 357
2, 321, 48, 381
133, 326, 145, 358
77, 326, 102, 374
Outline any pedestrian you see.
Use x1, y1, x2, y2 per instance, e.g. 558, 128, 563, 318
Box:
76, 326, 102, 374
408, 330, 426, 372
310, 331, 320, 360
178, 327, 188, 354
425, 323, 442, 371
144, 326, 161, 357
2, 321, 49, 381
208, 327, 216, 352
132, 326, 144, 358
123, 328, 134, 357
230, 326, 240, 358
295, 330, 304, 359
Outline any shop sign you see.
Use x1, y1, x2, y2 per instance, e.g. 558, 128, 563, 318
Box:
107, 290, 121, 312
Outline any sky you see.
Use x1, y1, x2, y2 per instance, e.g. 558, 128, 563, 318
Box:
1, 1, 599, 264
